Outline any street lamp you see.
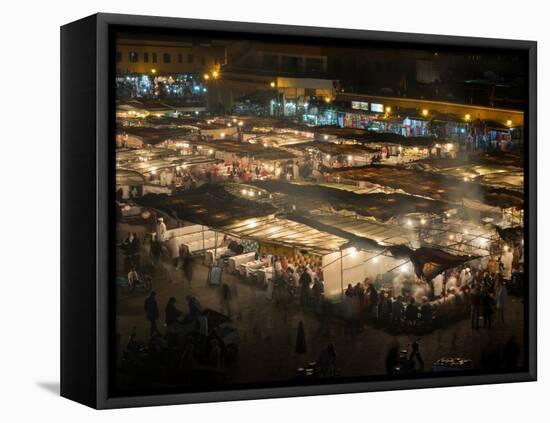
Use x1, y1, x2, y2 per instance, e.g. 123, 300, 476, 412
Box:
465, 113, 471, 121
506, 119, 513, 126
212, 70, 219, 79
385, 106, 392, 113
270, 81, 276, 88
151, 68, 157, 74
422, 109, 429, 117
203, 73, 210, 80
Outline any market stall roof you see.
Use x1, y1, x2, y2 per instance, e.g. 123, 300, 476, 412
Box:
121, 126, 196, 145
134, 183, 480, 265
329, 165, 524, 209
289, 141, 379, 155
116, 148, 220, 174
412, 151, 523, 170
121, 98, 204, 112
116, 148, 177, 163
135, 185, 346, 253
250, 180, 450, 221
408, 152, 524, 192
136, 184, 277, 227
285, 212, 417, 250
117, 99, 148, 110
314, 127, 438, 147
220, 215, 348, 254
116, 169, 144, 185
495, 225, 524, 246
246, 133, 313, 147
198, 140, 296, 160
410, 247, 474, 280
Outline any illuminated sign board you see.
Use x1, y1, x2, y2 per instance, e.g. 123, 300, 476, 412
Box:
351, 101, 369, 111
370, 103, 384, 113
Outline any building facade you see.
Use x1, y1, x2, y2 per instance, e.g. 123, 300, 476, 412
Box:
116, 38, 227, 75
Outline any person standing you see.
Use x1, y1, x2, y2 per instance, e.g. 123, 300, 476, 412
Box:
391, 296, 403, 328
144, 292, 160, 337
155, 217, 167, 242
496, 282, 508, 324
481, 289, 495, 329
311, 278, 325, 313
295, 321, 307, 354
127, 267, 139, 293
470, 285, 481, 329
405, 298, 418, 331
165, 297, 182, 329
130, 232, 141, 269
155, 217, 167, 262
368, 284, 379, 321
299, 268, 312, 307
221, 283, 232, 317
181, 245, 194, 285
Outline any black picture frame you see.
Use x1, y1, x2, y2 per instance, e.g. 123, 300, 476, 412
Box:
61, 12, 537, 409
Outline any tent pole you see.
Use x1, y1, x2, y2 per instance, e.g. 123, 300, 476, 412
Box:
214, 231, 218, 264
340, 249, 344, 299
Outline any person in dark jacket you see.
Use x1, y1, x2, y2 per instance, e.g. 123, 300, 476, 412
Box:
144, 292, 160, 337
481, 289, 495, 329
165, 297, 182, 328
295, 321, 307, 354
186, 295, 203, 322
317, 344, 337, 378
471, 285, 481, 329
391, 296, 403, 327
130, 232, 141, 268
368, 284, 378, 313
299, 270, 312, 307
405, 298, 418, 331
420, 298, 432, 326
180, 245, 194, 285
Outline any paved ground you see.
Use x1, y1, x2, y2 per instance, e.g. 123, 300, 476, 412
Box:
116, 220, 525, 386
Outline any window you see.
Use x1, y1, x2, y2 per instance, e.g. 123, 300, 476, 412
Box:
262, 54, 279, 71
187, 54, 194, 64
143, 52, 149, 63
163, 53, 171, 63
152, 52, 157, 63
129, 51, 138, 63
305, 58, 323, 73
281, 56, 299, 73
178, 53, 183, 64
116, 51, 122, 62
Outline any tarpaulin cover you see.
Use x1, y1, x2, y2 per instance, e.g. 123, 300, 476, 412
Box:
329, 165, 523, 209
410, 247, 474, 280
252, 180, 449, 221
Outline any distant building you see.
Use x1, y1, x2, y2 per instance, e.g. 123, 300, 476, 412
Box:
116, 38, 227, 75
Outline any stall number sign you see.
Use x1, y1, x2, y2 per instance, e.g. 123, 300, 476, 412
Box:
351, 101, 369, 111
370, 103, 384, 113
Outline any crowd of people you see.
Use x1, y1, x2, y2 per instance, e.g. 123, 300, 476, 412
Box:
255, 254, 326, 311
338, 261, 519, 334
118, 291, 234, 388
